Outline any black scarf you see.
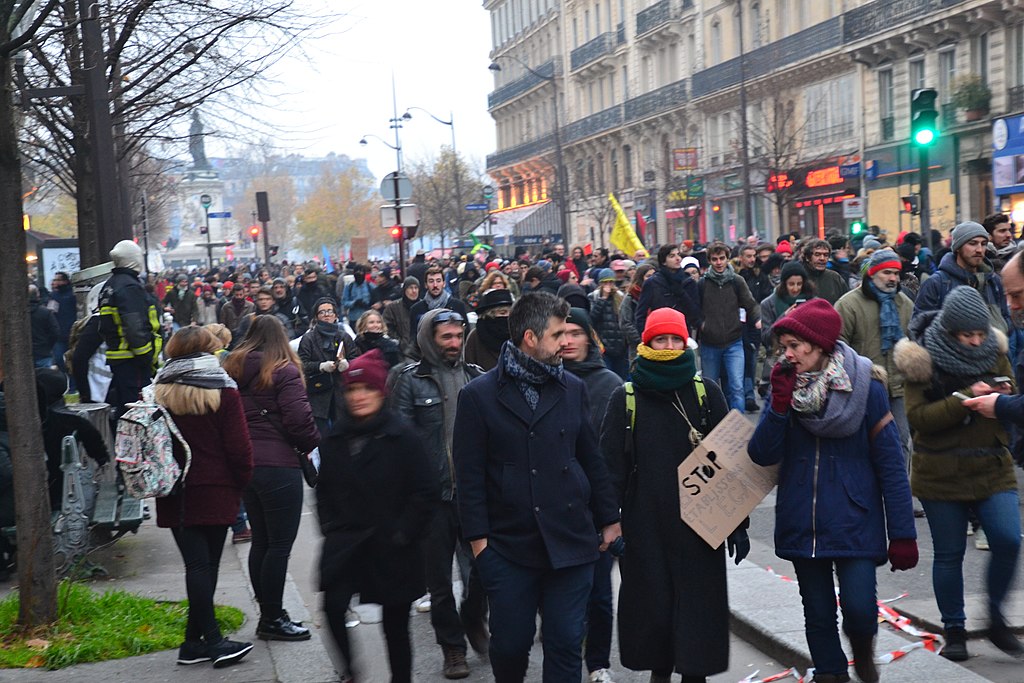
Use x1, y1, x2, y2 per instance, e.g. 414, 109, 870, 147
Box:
500, 341, 563, 411
476, 316, 511, 353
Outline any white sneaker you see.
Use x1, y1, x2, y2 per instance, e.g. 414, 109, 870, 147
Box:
589, 669, 616, 683
975, 528, 990, 551
344, 609, 360, 628
414, 595, 432, 613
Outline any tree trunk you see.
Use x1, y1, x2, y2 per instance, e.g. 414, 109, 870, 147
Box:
0, 53, 58, 627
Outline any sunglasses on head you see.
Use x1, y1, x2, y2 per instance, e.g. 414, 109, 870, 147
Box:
433, 310, 465, 325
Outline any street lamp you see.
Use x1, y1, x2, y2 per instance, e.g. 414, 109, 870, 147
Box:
403, 107, 463, 250
489, 56, 569, 247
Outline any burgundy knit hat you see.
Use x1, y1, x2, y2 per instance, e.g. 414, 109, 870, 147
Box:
342, 348, 389, 395
771, 298, 842, 353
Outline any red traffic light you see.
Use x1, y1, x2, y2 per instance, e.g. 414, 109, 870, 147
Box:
389, 226, 402, 242
249, 225, 260, 242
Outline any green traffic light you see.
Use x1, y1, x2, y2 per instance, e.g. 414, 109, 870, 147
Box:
851, 221, 864, 234
914, 129, 935, 146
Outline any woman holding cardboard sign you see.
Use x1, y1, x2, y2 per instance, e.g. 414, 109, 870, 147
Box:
749, 299, 916, 683
600, 308, 742, 683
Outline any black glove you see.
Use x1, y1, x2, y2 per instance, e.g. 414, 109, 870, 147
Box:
609, 536, 625, 557
727, 528, 750, 565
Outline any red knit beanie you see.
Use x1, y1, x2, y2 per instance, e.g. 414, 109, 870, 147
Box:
342, 348, 389, 395
642, 308, 689, 345
776, 240, 793, 255
771, 298, 841, 353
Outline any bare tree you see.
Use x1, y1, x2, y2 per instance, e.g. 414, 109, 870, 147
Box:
0, 0, 63, 628
406, 147, 484, 251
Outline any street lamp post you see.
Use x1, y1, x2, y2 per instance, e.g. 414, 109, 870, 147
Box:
200, 193, 212, 269
489, 57, 569, 248
403, 107, 461, 251
736, 1, 755, 238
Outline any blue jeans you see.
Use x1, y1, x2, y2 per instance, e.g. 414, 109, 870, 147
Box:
700, 339, 745, 411
33, 356, 53, 369
792, 557, 877, 676
475, 548, 593, 682
584, 550, 614, 673
920, 491, 1022, 628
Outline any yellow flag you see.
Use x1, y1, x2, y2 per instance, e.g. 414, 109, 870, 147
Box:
608, 193, 648, 257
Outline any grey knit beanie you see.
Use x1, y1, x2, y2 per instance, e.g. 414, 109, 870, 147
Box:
862, 236, 882, 251
950, 221, 988, 253
939, 286, 990, 334
866, 248, 902, 275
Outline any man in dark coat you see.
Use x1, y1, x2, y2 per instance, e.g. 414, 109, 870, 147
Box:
29, 285, 59, 368
383, 277, 421, 363
407, 250, 430, 290
47, 271, 77, 377
162, 274, 198, 329
453, 291, 620, 683
635, 244, 702, 337
409, 266, 468, 342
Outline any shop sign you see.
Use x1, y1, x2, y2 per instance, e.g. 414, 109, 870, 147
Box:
673, 148, 698, 171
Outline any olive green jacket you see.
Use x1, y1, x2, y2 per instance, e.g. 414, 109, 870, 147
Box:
894, 335, 1017, 501
835, 285, 913, 398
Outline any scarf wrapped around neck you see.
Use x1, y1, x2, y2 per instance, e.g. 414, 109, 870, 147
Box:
792, 348, 852, 415
631, 344, 697, 391
704, 263, 737, 287
500, 341, 564, 410
868, 281, 903, 353
424, 288, 451, 310
154, 353, 237, 390
790, 342, 873, 439
923, 320, 998, 377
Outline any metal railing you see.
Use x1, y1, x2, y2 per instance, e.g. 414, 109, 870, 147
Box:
486, 133, 555, 171
636, 0, 671, 37
487, 58, 562, 109
1009, 86, 1024, 113
624, 79, 688, 123
844, 0, 970, 44
564, 106, 624, 144
571, 32, 616, 71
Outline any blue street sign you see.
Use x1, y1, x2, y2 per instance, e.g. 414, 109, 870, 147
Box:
464, 203, 489, 211
207, 211, 232, 218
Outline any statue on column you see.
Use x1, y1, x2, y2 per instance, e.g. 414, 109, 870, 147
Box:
189, 110, 211, 170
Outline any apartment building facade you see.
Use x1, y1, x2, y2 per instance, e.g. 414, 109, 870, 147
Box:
486, 0, 1022, 248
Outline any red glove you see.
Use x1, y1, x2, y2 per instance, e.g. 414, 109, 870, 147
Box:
888, 538, 918, 572
769, 362, 797, 414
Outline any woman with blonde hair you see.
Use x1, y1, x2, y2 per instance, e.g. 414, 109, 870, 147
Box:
223, 315, 319, 642
153, 326, 255, 668
203, 323, 232, 362
348, 310, 401, 367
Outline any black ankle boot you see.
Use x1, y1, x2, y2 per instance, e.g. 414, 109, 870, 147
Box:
257, 615, 311, 641
941, 626, 969, 661
849, 633, 879, 683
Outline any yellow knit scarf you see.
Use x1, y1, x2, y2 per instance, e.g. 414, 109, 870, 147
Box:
636, 343, 685, 362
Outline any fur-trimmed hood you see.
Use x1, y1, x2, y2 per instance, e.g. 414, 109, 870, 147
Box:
894, 328, 1008, 384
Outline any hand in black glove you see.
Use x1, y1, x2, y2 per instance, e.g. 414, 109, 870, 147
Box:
727, 528, 750, 565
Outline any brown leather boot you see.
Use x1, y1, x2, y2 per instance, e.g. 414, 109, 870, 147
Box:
442, 646, 470, 679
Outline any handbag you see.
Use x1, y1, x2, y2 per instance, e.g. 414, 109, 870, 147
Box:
244, 380, 319, 488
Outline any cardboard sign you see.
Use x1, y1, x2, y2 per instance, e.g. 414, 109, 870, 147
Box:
677, 409, 779, 549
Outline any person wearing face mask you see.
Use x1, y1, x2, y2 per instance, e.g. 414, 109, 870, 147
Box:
348, 310, 401, 367
297, 298, 351, 436
383, 277, 422, 363
750, 299, 917, 683
835, 249, 915, 470
464, 289, 514, 371
895, 286, 1022, 663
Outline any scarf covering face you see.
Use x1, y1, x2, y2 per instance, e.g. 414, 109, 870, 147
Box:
316, 320, 339, 337
868, 280, 903, 353
155, 352, 237, 389
476, 315, 511, 352
791, 347, 852, 415
923, 320, 998, 377
704, 262, 737, 287
791, 341, 873, 438
631, 343, 697, 391
424, 288, 451, 310
500, 341, 564, 411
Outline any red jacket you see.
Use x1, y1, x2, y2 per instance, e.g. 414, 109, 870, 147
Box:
236, 352, 320, 468
156, 388, 253, 527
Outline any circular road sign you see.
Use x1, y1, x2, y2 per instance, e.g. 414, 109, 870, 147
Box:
200, 193, 212, 208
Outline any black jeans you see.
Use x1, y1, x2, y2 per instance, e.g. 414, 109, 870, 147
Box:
424, 499, 487, 650
584, 550, 614, 672
170, 525, 228, 643
324, 585, 412, 682
106, 357, 151, 418
243, 466, 304, 621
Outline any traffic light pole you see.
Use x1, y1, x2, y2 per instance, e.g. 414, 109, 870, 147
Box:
393, 173, 406, 279
204, 205, 212, 270
919, 146, 930, 235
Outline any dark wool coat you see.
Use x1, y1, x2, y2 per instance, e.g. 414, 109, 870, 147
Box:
297, 326, 348, 422
463, 327, 501, 371
316, 409, 438, 603
634, 267, 702, 337
600, 379, 731, 677
156, 388, 253, 527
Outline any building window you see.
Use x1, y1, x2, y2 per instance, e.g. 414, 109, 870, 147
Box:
623, 145, 633, 187
909, 58, 925, 92
687, 33, 696, 74
611, 148, 618, 189
595, 2, 601, 34
584, 9, 591, 41
777, 0, 788, 40
751, 3, 762, 49
878, 68, 894, 141
973, 33, 989, 84
710, 20, 722, 66
622, 65, 629, 99
804, 74, 856, 146
733, 7, 742, 58
938, 47, 956, 103
573, 17, 579, 47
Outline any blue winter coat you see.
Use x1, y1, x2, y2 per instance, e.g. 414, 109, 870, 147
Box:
748, 374, 915, 563
453, 352, 620, 570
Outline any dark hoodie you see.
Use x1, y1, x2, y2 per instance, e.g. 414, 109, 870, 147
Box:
563, 308, 623, 433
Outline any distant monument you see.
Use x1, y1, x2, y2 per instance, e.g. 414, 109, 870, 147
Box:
189, 110, 211, 171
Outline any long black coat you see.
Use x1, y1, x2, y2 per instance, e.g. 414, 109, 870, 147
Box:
600, 378, 730, 676
316, 409, 438, 603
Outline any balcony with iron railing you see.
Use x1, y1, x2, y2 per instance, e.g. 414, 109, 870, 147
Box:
624, 79, 688, 123
1009, 86, 1024, 113
570, 32, 617, 71
564, 105, 624, 144
486, 133, 555, 171
488, 58, 562, 110
843, 0, 971, 44
635, 0, 694, 38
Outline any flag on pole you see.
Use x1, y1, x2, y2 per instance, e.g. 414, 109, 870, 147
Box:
321, 245, 335, 273
470, 234, 493, 255
635, 211, 648, 246
609, 194, 648, 258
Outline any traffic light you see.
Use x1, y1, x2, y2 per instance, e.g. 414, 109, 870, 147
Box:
389, 226, 402, 243
269, 245, 279, 257
249, 225, 260, 243
850, 220, 865, 235
405, 224, 418, 240
901, 195, 920, 215
910, 88, 938, 146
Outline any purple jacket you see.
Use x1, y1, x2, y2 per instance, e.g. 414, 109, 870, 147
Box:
236, 352, 320, 468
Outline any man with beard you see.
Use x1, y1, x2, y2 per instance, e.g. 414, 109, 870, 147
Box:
410, 266, 468, 339
383, 277, 421, 363
464, 289, 513, 371
47, 271, 77, 379
800, 239, 849, 305
219, 281, 255, 339
983, 213, 1019, 271
452, 292, 620, 683
503, 261, 523, 298
560, 307, 622, 683
162, 274, 198, 330
393, 308, 487, 679
835, 249, 915, 467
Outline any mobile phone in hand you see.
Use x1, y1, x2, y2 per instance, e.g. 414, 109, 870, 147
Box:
952, 392, 970, 401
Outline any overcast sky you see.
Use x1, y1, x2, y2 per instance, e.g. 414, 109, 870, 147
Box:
252, 0, 496, 185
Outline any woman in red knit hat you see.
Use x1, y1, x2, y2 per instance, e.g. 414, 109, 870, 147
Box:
748, 299, 917, 683
600, 307, 745, 683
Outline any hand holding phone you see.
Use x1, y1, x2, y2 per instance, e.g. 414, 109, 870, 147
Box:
952, 392, 970, 401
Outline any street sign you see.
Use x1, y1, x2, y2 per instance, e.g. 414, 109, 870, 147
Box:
842, 197, 865, 219
482, 185, 494, 199
380, 172, 413, 201
207, 211, 232, 218
465, 203, 489, 211
380, 203, 419, 228
200, 194, 212, 208
687, 177, 704, 198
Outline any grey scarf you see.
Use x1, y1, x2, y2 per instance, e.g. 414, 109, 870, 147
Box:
793, 341, 872, 439
423, 289, 451, 310
923, 321, 998, 377
704, 263, 737, 287
155, 353, 237, 390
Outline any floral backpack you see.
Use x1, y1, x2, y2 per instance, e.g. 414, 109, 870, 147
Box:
115, 384, 191, 499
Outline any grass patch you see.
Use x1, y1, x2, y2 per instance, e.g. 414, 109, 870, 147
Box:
0, 581, 244, 669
